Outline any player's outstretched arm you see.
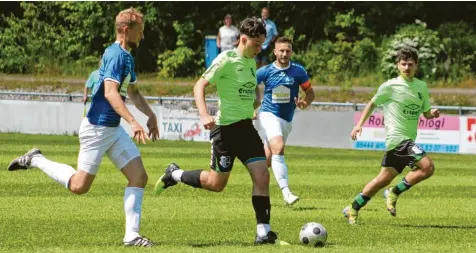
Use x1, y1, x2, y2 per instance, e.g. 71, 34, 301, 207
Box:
104, 80, 149, 144
194, 78, 215, 130
351, 101, 376, 140
128, 85, 159, 141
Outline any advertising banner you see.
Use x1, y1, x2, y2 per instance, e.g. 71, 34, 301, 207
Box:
159, 108, 210, 142
459, 116, 476, 154
353, 112, 460, 153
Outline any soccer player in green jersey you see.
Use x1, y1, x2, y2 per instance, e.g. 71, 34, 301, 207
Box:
154, 17, 288, 245
343, 47, 440, 225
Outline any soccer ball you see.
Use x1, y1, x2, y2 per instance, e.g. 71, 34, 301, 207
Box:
299, 222, 327, 247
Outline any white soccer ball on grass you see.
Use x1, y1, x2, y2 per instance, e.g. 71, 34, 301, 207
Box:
299, 222, 327, 247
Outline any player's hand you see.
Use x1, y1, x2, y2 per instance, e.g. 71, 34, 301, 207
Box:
146, 114, 159, 141
294, 97, 308, 110
252, 110, 258, 120
431, 108, 440, 118
131, 119, 150, 144
82, 95, 88, 104
350, 126, 362, 140
200, 114, 216, 130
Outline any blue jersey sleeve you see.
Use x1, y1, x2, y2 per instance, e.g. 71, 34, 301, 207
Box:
297, 65, 310, 84
130, 61, 137, 84
256, 66, 267, 85
103, 50, 125, 84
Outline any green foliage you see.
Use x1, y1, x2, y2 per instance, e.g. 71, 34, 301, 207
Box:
156, 21, 204, 78
293, 11, 378, 85
0, 1, 474, 86
157, 47, 204, 78
380, 20, 444, 80
0, 2, 113, 74
437, 22, 476, 82
324, 9, 375, 42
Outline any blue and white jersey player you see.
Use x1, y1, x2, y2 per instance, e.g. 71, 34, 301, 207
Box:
7, 8, 159, 247
257, 36, 315, 206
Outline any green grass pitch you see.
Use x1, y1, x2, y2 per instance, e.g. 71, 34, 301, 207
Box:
0, 133, 475, 253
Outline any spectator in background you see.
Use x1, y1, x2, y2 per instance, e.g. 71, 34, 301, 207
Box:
82, 59, 101, 104
256, 7, 278, 68
217, 14, 240, 52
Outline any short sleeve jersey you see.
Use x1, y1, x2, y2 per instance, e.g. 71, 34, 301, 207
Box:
87, 42, 137, 127
258, 62, 311, 122
202, 49, 258, 126
371, 76, 431, 150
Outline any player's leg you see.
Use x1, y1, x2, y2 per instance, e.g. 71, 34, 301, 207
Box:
107, 127, 154, 247
7, 118, 106, 194
264, 142, 272, 168
405, 156, 435, 184
259, 112, 298, 205
384, 141, 433, 216
238, 120, 288, 245
154, 126, 233, 194
7, 148, 78, 190
343, 150, 403, 224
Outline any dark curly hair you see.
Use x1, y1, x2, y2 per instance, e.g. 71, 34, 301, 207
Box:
396, 46, 419, 64
239, 17, 267, 38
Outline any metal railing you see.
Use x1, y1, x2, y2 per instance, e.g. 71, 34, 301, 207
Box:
1, 91, 475, 114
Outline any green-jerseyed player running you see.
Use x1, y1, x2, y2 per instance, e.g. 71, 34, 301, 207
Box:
154, 17, 289, 245
343, 47, 440, 225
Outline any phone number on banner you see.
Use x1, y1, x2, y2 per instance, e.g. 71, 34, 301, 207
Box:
354, 141, 459, 153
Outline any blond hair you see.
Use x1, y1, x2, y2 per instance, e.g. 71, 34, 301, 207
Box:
115, 7, 143, 34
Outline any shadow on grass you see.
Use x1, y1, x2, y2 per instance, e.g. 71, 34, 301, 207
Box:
190, 241, 339, 248
288, 206, 333, 211
190, 241, 254, 247
397, 224, 476, 229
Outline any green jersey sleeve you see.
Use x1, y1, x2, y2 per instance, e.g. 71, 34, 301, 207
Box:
202, 53, 228, 84
371, 82, 392, 106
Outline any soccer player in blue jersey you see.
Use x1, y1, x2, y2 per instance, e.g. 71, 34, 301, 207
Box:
257, 37, 315, 205
7, 8, 158, 247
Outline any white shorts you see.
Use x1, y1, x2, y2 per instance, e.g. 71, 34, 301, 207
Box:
77, 118, 140, 175
258, 112, 292, 144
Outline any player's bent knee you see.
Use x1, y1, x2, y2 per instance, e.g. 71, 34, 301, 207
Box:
69, 183, 91, 195
129, 172, 148, 187
424, 163, 435, 178
209, 181, 226, 192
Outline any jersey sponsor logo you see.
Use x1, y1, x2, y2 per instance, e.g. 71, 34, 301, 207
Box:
238, 82, 256, 100
403, 104, 421, 119
272, 85, 291, 103
219, 156, 232, 168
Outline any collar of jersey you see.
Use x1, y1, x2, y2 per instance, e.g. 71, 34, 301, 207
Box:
397, 75, 415, 83
114, 41, 132, 54
272, 62, 291, 70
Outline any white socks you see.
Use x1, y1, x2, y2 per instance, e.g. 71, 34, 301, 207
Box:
271, 155, 289, 193
30, 155, 76, 189
257, 223, 271, 238
171, 169, 184, 182
123, 187, 144, 242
